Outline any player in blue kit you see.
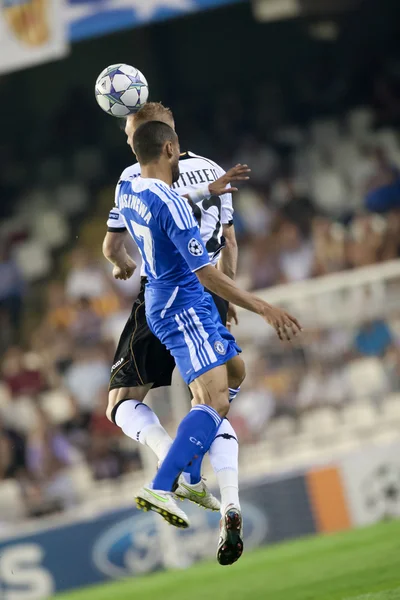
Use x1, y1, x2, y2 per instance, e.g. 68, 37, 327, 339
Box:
115, 120, 301, 537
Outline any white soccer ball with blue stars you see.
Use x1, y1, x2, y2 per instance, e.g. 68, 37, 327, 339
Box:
95, 63, 149, 117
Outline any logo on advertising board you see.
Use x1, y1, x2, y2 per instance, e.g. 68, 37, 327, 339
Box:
92, 501, 268, 579
362, 463, 400, 520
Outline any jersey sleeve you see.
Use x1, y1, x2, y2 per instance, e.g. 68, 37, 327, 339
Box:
157, 189, 210, 273
107, 181, 127, 232
107, 206, 126, 232
212, 163, 234, 225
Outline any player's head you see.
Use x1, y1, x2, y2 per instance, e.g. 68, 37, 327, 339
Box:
125, 102, 175, 151
133, 120, 180, 184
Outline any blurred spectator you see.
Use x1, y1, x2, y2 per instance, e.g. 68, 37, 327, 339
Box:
311, 152, 349, 218
347, 214, 387, 268
234, 135, 279, 184
354, 320, 394, 357
0, 426, 26, 480
46, 281, 75, 331
364, 147, 400, 213
63, 347, 110, 419
0, 244, 25, 343
65, 247, 112, 301
312, 218, 347, 276
277, 220, 314, 283
2, 347, 47, 399
69, 297, 103, 347
297, 363, 349, 409
26, 408, 82, 509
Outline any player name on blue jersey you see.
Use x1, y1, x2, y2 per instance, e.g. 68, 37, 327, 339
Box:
119, 193, 152, 224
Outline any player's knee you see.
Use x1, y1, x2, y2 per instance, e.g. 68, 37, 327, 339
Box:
228, 357, 246, 390
106, 387, 148, 422
106, 390, 121, 422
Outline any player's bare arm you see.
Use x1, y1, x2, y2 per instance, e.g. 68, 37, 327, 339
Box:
219, 224, 238, 281
218, 223, 239, 328
196, 264, 302, 341
102, 230, 137, 280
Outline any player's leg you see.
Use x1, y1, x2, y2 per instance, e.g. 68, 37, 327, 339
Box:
136, 301, 239, 526
136, 362, 229, 524
184, 295, 245, 486
211, 357, 244, 565
106, 281, 175, 463
107, 386, 173, 463
206, 290, 244, 401
187, 295, 244, 565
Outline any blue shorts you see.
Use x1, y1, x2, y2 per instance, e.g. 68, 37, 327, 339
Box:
147, 291, 241, 385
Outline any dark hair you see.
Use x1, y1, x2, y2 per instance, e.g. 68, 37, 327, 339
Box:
133, 121, 177, 165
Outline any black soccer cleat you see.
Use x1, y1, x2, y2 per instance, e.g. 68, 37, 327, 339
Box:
217, 505, 244, 566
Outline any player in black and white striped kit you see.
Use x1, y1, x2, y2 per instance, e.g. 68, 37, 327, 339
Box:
103, 103, 249, 565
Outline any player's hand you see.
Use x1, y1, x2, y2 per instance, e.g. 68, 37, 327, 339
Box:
261, 304, 302, 341
208, 164, 250, 196
226, 304, 239, 331
113, 257, 136, 280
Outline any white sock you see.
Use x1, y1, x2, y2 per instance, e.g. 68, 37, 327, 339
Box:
209, 419, 240, 514
115, 399, 172, 462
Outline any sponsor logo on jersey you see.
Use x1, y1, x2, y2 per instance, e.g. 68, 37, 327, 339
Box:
188, 238, 204, 256
111, 357, 125, 372
109, 211, 119, 220
214, 340, 226, 355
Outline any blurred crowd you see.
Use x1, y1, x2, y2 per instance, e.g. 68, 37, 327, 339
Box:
2, 46, 400, 519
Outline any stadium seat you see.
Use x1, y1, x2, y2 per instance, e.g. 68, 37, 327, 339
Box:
68, 464, 94, 501
4, 396, 40, 434
18, 188, 51, 218
347, 107, 373, 141
346, 358, 388, 401
55, 182, 89, 216
342, 401, 376, 430
32, 210, 69, 249
300, 408, 339, 437
0, 480, 26, 523
39, 390, 75, 425
266, 416, 295, 439
310, 119, 340, 150
383, 393, 400, 421
13, 239, 51, 281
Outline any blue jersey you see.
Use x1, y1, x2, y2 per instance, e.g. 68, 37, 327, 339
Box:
116, 176, 211, 317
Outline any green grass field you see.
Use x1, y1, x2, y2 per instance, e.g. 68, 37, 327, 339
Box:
56, 520, 400, 600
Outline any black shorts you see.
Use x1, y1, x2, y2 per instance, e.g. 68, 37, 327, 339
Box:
109, 278, 229, 391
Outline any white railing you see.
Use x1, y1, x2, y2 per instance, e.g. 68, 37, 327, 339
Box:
235, 259, 400, 337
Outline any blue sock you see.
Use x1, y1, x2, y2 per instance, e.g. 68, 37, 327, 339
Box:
184, 391, 240, 484
184, 456, 203, 485
152, 405, 222, 491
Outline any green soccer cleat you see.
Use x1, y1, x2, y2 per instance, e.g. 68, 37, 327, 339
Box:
135, 486, 190, 529
175, 476, 221, 512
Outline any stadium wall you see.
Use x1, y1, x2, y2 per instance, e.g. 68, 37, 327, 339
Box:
1, 440, 399, 599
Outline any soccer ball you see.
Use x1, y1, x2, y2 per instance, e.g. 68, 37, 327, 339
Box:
95, 63, 149, 118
